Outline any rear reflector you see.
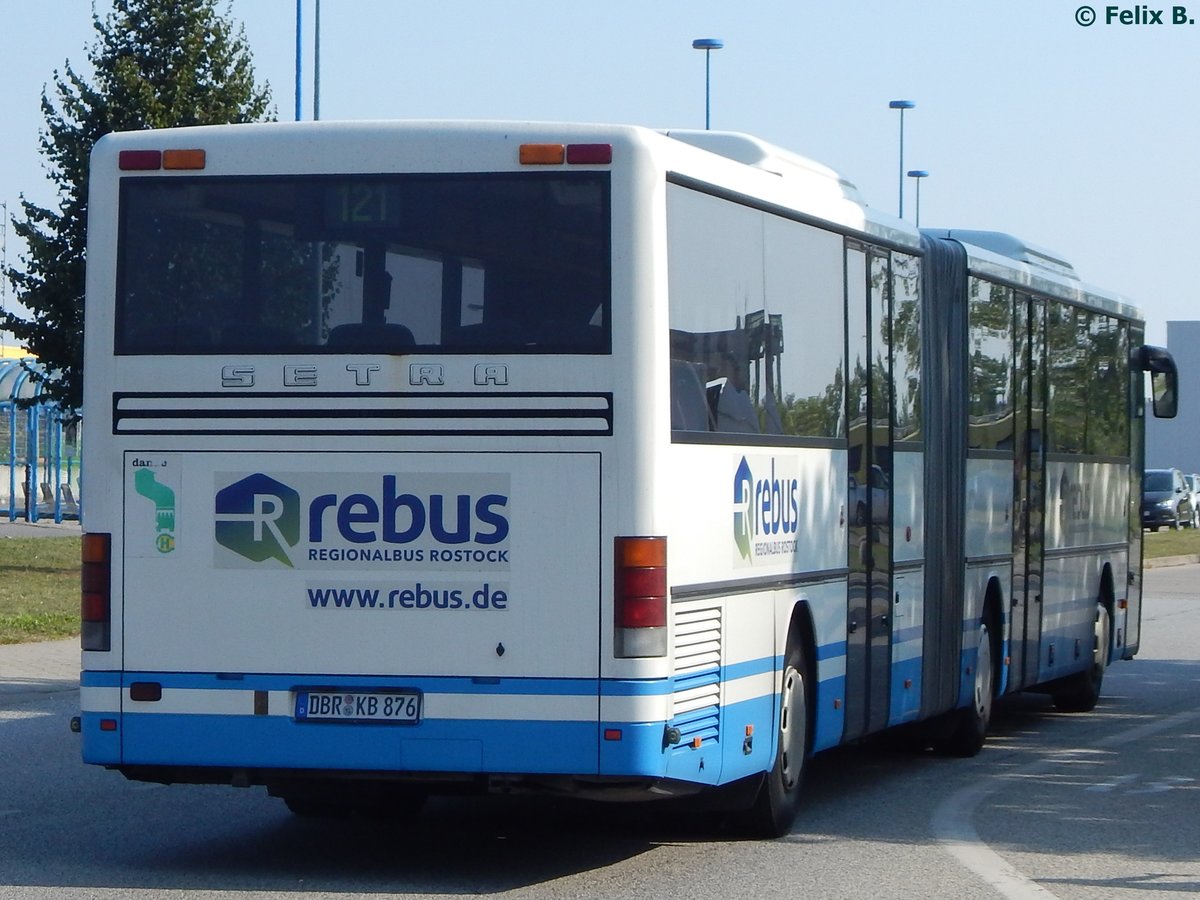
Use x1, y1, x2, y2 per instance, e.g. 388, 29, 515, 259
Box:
118, 150, 162, 171
129, 682, 163, 702
614, 536, 667, 657
81, 533, 112, 652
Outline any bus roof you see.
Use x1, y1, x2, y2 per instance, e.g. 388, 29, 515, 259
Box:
659, 128, 918, 252
926, 227, 1143, 323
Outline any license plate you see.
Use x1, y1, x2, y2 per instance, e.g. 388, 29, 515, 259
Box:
295, 689, 422, 724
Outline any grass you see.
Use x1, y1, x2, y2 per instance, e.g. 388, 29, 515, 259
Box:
0, 526, 1192, 645
0, 536, 80, 644
1142, 525, 1200, 559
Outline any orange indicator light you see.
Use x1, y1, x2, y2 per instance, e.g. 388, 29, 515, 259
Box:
163, 148, 206, 170
519, 143, 565, 165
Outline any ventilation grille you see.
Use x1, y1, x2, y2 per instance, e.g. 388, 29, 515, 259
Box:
670, 605, 722, 748
112, 392, 613, 437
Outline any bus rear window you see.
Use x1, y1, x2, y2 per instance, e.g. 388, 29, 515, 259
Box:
115, 173, 611, 355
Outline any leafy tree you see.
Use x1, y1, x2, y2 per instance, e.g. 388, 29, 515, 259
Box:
2, 0, 272, 411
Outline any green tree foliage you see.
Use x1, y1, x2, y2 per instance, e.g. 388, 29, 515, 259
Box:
2, 0, 272, 411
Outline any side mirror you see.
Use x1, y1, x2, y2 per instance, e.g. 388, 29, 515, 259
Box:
1137, 345, 1178, 419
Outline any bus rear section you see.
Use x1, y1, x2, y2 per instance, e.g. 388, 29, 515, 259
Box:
78, 122, 681, 808
89, 450, 612, 791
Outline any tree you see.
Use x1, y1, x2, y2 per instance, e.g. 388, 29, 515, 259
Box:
2, 0, 272, 412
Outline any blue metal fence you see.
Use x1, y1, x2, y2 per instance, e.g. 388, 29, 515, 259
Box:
0, 358, 80, 523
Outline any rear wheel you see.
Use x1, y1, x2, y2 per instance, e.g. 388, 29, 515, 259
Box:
1052, 603, 1110, 713
745, 639, 810, 837
935, 620, 995, 757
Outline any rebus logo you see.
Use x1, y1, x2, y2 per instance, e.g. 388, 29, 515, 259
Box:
732, 455, 800, 565
733, 457, 754, 561
215, 474, 301, 567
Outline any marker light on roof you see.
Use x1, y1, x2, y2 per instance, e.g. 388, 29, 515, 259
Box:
566, 143, 613, 165
519, 144, 566, 165
163, 149, 206, 170
119, 150, 162, 171
519, 143, 613, 165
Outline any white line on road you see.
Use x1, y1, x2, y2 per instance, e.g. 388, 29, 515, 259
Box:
932, 707, 1200, 899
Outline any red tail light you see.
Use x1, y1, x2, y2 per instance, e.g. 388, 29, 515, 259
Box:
614, 536, 667, 657
81, 533, 112, 651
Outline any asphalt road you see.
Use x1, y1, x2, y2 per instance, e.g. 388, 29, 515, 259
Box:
0, 565, 1196, 899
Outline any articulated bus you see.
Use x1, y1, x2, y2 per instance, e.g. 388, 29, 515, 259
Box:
78, 121, 1178, 836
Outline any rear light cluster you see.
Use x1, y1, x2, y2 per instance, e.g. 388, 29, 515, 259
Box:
519, 143, 613, 165
118, 149, 206, 171
614, 536, 666, 658
81, 533, 112, 651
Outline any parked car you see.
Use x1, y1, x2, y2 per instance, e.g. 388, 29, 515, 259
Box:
1186, 473, 1200, 528
1142, 468, 1194, 532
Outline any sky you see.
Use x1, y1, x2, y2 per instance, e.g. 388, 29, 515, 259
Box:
0, 0, 1197, 345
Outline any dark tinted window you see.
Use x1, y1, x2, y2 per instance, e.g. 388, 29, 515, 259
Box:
667, 185, 845, 441
116, 173, 610, 355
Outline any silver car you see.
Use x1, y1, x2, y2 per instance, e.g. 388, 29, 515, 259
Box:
1186, 474, 1200, 528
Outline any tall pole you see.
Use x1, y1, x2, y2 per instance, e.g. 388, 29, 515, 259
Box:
313, 0, 321, 120
907, 170, 928, 227
294, 0, 303, 121
889, 100, 915, 218
692, 39, 724, 130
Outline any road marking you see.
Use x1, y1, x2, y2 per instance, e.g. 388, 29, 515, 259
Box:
933, 707, 1200, 900
933, 781, 1061, 900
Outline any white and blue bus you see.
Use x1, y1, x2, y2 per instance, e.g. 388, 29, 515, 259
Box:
78, 121, 1177, 836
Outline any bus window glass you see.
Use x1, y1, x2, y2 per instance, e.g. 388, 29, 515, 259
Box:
967, 278, 1014, 451
892, 252, 921, 444
1086, 314, 1129, 456
115, 173, 611, 355
1047, 303, 1088, 454
667, 185, 845, 441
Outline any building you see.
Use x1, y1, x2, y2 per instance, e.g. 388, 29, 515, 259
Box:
1145, 320, 1200, 474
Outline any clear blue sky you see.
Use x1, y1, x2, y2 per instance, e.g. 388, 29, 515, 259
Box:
2, 1, 1196, 345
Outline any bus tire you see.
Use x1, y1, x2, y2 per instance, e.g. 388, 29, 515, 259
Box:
935, 619, 996, 758
1052, 602, 1110, 713
746, 639, 810, 837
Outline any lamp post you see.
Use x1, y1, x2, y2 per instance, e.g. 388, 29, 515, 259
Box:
889, 100, 915, 218
692, 39, 724, 130
294, 0, 303, 121
907, 170, 928, 227
313, 0, 321, 120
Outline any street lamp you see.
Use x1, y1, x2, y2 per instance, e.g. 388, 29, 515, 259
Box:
294, 0, 303, 121
692, 38, 724, 130
889, 100, 915, 218
907, 170, 929, 227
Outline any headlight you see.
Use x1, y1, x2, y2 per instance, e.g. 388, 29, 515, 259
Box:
1157, 499, 1175, 509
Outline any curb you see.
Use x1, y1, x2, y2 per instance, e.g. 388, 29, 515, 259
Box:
1144, 553, 1200, 568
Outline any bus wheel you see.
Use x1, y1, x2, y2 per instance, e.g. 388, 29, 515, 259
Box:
935, 620, 995, 758
746, 640, 810, 838
1052, 603, 1110, 713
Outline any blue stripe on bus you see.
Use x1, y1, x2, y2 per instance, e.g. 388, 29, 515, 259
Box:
82, 671, 122, 688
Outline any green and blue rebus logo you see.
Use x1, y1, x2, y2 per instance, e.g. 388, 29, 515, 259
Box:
733, 456, 800, 562
215, 473, 509, 568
